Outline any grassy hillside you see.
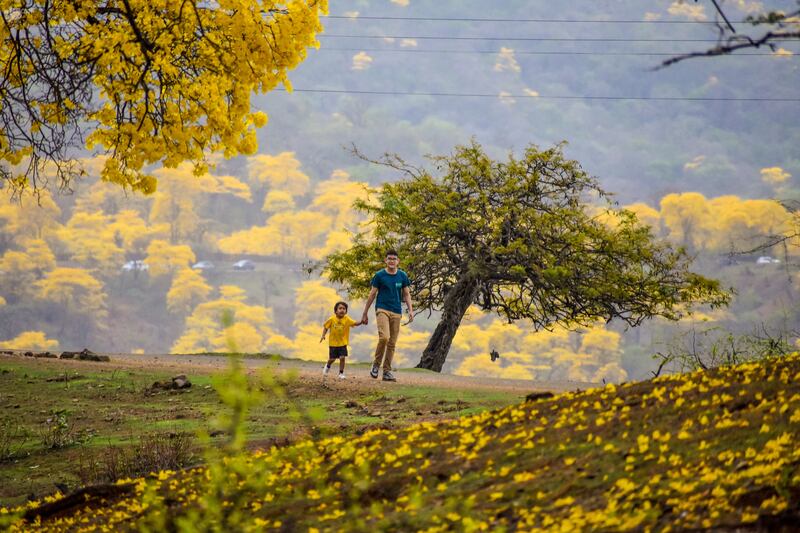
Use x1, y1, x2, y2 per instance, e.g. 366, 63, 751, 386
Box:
0, 354, 520, 510
4, 353, 799, 531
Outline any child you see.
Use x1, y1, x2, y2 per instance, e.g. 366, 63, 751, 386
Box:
320, 301, 364, 379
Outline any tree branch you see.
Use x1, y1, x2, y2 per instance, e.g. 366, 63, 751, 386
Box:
658, 3, 800, 68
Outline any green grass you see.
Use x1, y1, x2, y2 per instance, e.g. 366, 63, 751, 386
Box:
0, 354, 522, 508
5, 353, 798, 531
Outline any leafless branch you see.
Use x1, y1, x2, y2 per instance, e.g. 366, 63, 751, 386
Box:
658, 3, 800, 68
709, 0, 736, 33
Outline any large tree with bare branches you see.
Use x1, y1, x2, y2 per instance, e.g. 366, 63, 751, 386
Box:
0, 0, 327, 195
326, 141, 730, 372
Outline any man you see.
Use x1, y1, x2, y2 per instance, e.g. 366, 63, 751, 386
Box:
361, 249, 414, 382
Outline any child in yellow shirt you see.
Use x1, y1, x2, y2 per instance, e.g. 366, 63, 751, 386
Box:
320, 301, 365, 379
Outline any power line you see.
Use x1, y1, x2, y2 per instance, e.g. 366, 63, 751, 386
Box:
325, 15, 799, 25
281, 88, 800, 102
320, 47, 793, 57
321, 33, 800, 43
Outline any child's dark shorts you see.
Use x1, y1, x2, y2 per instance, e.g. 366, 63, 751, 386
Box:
329, 346, 348, 359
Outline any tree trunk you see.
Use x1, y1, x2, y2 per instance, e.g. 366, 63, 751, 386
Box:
417, 276, 479, 372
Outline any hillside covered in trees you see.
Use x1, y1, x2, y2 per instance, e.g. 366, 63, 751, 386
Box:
1, 0, 798, 381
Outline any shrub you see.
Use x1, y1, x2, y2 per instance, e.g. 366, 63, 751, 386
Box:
76, 432, 196, 485
0, 418, 29, 461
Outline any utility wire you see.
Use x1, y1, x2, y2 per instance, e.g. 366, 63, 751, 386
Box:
320, 47, 793, 57
324, 15, 799, 25
280, 88, 800, 102
320, 34, 800, 43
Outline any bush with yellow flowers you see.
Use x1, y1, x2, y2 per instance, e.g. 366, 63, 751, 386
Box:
4, 353, 799, 531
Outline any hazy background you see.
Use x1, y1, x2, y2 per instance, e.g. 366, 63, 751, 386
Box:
1, 0, 798, 382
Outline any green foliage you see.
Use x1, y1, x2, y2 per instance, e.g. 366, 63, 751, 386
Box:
327, 140, 730, 332
653, 324, 797, 374
39, 409, 89, 449
149, 310, 326, 531
10, 354, 800, 530
0, 418, 29, 461
76, 432, 196, 485
0, 355, 515, 509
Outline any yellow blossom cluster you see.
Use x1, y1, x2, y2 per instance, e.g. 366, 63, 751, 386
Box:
620, 193, 797, 254
4, 353, 799, 531
1, 0, 329, 192
452, 307, 628, 382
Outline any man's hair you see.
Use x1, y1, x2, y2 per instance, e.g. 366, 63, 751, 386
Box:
385, 249, 399, 258
334, 301, 348, 312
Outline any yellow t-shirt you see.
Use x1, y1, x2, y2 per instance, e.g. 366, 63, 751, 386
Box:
324, 315, 358, 347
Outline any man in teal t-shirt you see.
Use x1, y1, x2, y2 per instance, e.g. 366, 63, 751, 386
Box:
360, 249, 414, 382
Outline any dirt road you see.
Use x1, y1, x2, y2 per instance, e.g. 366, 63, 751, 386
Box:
117, 353, 594, 393
3, 350, 594, 394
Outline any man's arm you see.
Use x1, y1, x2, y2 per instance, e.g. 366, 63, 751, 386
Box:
402, 286, 414, 323
361, 287, 378, 324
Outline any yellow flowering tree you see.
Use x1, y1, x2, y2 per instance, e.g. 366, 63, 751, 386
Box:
149, 163, 252, 244
1, 0, 328, 194
172, 285, 280, 354
57, 211, 125, 275
0, 250, 38, 303
291, 280, 342, 328
35, 267, 107, 340
262, 190, 297, 214
0, 238, 56, 303
0, 330, 58, 351
628, 194, 795, 255
20, 238, 57, 276
246, 152, 311, 209
0, 190, 62, 247
73, 161, 154, 215
452, 311, 629, 383
107, 209, 166, 257
659, 192, 713, 252
219, 210, 332, 259
35, 268, 106, 311
166, 268, 212, 315
145, 240, 196, 278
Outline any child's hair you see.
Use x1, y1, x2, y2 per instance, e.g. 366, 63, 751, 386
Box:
334, 301, 348, 312
385, 249, 399, 258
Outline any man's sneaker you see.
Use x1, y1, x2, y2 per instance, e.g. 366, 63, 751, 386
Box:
323, 365, 330, 376
338, 373, 346, 380
382, 370, 397, 382
370, 364, 380, 379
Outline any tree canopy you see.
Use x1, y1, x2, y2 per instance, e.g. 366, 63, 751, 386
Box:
326, 141, 731, 372
0, 0, 327, 194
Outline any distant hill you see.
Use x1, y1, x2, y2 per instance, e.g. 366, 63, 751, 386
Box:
256, 1, 800, 204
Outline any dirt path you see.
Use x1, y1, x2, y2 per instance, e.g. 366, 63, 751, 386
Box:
3, 350, 594, 394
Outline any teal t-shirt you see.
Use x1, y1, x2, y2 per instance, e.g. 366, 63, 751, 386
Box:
371, 269, 410, 314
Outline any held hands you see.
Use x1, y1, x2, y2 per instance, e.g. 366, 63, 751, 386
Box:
401, 309, 415, 327
361, 313, 369, 325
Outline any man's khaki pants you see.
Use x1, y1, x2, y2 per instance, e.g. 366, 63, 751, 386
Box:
373, 309, 401, 372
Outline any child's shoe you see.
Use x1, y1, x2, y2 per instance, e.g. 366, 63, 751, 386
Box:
338, 373, 346, 380
323, 365, 330, 376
